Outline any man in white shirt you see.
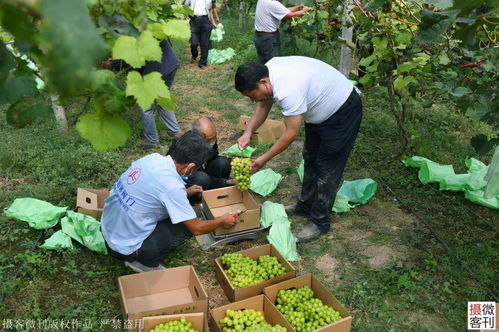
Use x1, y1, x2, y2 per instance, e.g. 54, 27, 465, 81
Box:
185, 0, 216, 68
254, 0, 309, 64
235, 56, 363, 242
101, 132, 237, 272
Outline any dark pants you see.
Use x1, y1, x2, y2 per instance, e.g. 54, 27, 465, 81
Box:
189, 16, 212, 66
297, 89, 363, 233
254, 31, 280, 64
187, 156, 231, 190
105, 219, 192, 267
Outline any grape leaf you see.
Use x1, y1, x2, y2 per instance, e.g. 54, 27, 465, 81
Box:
160, 19, 191, 40
76, 105, 131, 151
0, 42, 16, 85
450, 87, 471, 97
125, 71, 170, 110
90, 69, 116, 90
0, 76, 38, 104
97, 14, 140, 38
157, 93, 177, 111
39, 0, 108, 96
394, 75, 417, 90
112, 30, 162, 68
420, 0, 454, 9
416, 9, 460, 43
6, 97, 52, 128
0, 3, 37, 45
438, 53, 451, 65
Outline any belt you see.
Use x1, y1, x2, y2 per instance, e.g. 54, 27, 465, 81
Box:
255, 30, 278, 35
194, 15, 208, 17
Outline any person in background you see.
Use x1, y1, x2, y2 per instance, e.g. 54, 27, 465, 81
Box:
254, 0, 309, 64
211, 0, 222, 25
101, 132, 237, 273
141, 40, 182, 148
235, 57, 362, 242
185, 0, 217, 69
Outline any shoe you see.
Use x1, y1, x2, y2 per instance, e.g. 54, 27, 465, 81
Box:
295, 222, 324, 243
198, 63, 206, 69
284, 203, 309, 217
124, 261, 166, 273
142, 139, 159, 149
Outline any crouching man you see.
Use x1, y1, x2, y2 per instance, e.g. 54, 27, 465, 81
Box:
101, 132, 236, 273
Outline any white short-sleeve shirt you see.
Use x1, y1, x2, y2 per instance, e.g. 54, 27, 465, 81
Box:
186, 0, 212, 16
101, 154, 196, 255
266, 56, 354, 124
255, 0, 290, 32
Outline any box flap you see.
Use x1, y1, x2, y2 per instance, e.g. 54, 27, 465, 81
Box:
77, 188, 109, 210
202, 186, 242, 209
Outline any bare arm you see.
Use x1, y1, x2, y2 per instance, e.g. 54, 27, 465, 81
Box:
284, 5, 309, 19
183, 214, 236, 235
238, 99, 274, 149
251, 115, 303, 172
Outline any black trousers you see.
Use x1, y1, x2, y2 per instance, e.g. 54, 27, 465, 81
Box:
187, 156, 231, 190
189, 16, 212, 66
105, 219, 192, 267
297, 89, 363, 233
254, 31, 280, 64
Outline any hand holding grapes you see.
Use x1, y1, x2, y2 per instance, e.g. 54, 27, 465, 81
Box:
251, 156, 267, 173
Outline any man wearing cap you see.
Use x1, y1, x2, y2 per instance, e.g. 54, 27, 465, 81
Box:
235, 56, 362, 242
254, 0, 309, 64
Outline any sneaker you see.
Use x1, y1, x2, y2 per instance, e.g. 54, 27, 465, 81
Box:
284, 203, 309, 217
198, 63, 206, 69
124, 261, 166, 273
295, 222, 324, 243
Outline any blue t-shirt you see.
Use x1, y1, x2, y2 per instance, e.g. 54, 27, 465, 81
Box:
141, 40, 179, 78
101, 154, 196, 255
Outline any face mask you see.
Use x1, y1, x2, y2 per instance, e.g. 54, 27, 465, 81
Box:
180, 168, 191, 181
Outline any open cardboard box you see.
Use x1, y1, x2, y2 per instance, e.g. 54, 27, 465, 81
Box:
263, 274, 352, 332
202, 186, 260, 236
76, 188, 109, 220
214, 244, 295, 302
118, 265, 208, 332
210, 295, 294, 332
142, 312, 206, 332
238, 115, 285, 144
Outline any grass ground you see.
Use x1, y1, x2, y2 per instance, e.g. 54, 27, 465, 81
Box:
0, 16, 497, 332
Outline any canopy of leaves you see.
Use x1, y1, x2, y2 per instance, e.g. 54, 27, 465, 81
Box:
125, 71, 171, 110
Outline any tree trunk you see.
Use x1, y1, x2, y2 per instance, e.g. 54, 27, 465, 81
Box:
238, 1, 244, 28
51, 94, 68, 131
339, 0, 354, 77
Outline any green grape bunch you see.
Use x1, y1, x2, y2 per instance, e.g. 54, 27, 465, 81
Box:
219, 309, 287, 332
230, 158, 251, 191
220, 253, 287, 288
275, 286, 342, 332
150, 317, 198, 332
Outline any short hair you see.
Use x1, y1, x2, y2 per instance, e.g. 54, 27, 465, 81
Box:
235, 62, 269, 92
192, 116, 214, 133
168, 131, 212, 165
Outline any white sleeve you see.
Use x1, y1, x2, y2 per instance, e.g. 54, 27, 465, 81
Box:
160, 188, 196, 224
269, 1, 290, 21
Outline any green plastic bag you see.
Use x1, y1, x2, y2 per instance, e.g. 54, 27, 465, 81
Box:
207, 48, 235, 65
3, 198, 67, 229
332, 194, 355, 213
336, 178, 378, 204
260, 201, 288, 228
61, 211, 107, 255
250, 168, 283, 196
297, 160, 304, 183
40, 230, 74, 250
484, 147, 499, 199
267, 220, 299, 261
223, 144, 256, 157
210, 23, 225, 42
404, 155, 498, 210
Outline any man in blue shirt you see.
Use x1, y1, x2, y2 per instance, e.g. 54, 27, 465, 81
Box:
101, 132, 237, 272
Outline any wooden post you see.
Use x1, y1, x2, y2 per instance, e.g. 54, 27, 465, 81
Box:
339, 0, 354, 77
51, 94, 68, 131
238, 1, 244, 28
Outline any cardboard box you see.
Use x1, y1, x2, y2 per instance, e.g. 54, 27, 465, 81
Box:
118, 265, 209, 332
76, 188, 109, 220
238, 115, 285, 144
211, 295, 294, 332
263, 274, 352, 332
202, 186, 260, 236
214, 244, 295, 302
142, 312, 206, 332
